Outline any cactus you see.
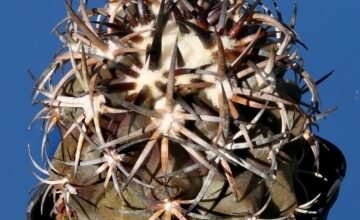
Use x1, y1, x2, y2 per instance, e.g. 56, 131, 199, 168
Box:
27, 0, 346, 219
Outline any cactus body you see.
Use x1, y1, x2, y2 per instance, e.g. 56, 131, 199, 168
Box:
28, 1, 346, 219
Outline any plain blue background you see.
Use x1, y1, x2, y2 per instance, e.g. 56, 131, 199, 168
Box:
0, 0, 358, 219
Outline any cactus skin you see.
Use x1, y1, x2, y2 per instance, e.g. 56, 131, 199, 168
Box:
27, 0, 346, 219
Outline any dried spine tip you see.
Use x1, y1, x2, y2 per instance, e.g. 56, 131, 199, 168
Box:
28, 0, 345, 220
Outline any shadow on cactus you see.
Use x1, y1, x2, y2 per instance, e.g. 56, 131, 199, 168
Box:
27, 0, 346, 219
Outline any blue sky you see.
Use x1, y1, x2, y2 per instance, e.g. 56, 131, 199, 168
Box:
0, 0, 358, 219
